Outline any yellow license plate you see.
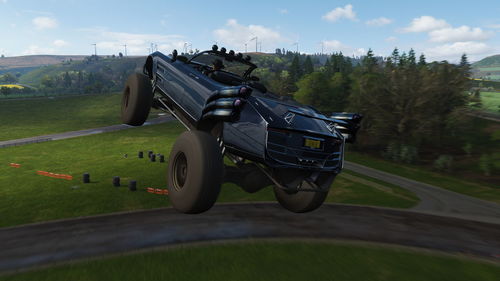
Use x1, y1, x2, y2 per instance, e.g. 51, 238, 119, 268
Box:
304, 138, 322, 149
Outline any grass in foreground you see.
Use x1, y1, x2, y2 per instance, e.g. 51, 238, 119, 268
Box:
1, 241, 498, 281
0, 122, 417, 227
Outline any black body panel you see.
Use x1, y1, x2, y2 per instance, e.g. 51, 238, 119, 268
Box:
145, 49, 361, 172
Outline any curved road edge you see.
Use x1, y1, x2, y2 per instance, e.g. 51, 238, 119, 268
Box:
1, 203, 499, 272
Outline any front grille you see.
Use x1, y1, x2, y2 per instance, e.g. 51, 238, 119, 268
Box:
266, 129, 342, 168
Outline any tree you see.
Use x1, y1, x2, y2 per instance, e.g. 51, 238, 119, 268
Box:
1, 73, 18, 83
1, 54, 4, 58
0, 86, 12, 96
459, 53, 471, 76
294, 72, 331, 112
289, 55, 302, 83
408, 49, 416, 68
361, 49, 377, 73
303, 56, 314, 75
63, 72, 72, 88
418, 54, 427, 67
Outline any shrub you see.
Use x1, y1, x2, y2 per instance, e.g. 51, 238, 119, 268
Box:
479, 154, 493, 176
433, 155, 454, 172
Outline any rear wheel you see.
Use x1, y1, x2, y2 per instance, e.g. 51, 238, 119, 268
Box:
167, 130, 224, 213
273, 171, 335, 213
121, 73, 153, 126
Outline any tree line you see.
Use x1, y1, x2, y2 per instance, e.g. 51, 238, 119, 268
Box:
258, 48, 485, 171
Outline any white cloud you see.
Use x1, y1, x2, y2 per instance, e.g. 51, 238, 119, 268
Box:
81, 27, 186, 55
213, 19, 288, 52
366, 17, 392, 26
32, 16, 58, 30
22, 45, 56, 55
424, 41, 494, 62
279, 9, 288, 14
322, 4, 357, 22
429, 26, 493, 43
322, 40, 366, 56
486, 24, 500, 29
401, 16, 450, 33
53, 40, 69, 47
385, 36, 397, 42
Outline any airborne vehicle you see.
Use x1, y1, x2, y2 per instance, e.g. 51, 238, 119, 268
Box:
121, 45, 362, 214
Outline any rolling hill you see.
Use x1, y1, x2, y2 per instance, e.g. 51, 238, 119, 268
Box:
0, 55, 87, 75
471, 54, 500, 81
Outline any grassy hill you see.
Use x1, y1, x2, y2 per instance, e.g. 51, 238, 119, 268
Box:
471, 54, 500, 81
472, 54, 500, 68
18, 56, 145, 86
0, 55, 86, 75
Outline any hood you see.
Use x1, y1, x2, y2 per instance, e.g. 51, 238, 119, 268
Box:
249, 96, 343, 139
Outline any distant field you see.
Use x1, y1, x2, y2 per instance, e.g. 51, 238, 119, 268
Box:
0, 55, 85, 70
0, 122, 418, 227
481, 91, 500, 113
2, 241, 499, 281
478, 67, 500, 72
0, 93, 123, 141
0, 84, 23, 89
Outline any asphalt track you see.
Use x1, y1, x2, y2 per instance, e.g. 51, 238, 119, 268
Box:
1, 203, 499, 273
344, 162, 500, 223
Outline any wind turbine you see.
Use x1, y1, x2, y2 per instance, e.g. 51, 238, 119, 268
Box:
250, 37, 258, 52
292, 42, 299, 53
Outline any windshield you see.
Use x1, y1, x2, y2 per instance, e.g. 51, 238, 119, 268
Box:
190, 52, 253, 78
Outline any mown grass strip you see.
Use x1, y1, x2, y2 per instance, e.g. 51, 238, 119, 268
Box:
1, 240, 498, 281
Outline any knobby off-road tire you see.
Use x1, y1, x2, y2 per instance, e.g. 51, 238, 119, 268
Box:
121, 73, 153, 126
167, 130, 224, 214
273, 171, 335, 213
273, 183, 328, 213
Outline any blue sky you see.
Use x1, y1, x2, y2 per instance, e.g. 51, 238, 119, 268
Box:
1, 0, 499, 62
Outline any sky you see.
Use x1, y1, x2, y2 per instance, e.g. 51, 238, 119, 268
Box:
1, 0, 499, 62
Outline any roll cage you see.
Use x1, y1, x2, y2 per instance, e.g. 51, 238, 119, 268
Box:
188, 48, 257, 79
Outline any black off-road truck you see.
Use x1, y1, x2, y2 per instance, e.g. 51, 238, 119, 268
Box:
121, 45, 362, 214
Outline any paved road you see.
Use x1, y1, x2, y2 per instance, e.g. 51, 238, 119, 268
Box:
467, 110, 500, 122
0, 116, 174, 148
1, 203, 499, 273
345, 162, 500, 223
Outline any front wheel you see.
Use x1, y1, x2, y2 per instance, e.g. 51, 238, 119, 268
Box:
167, 130, 224, 214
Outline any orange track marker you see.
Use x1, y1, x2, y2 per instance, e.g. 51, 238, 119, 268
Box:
35, 170, 73, 180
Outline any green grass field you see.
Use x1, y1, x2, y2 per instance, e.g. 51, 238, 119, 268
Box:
0, 94, 123, 141
2, 241, 498, 281
479, 67, 500, 72
480, 91, 500, 113
0, 122, 418, 227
